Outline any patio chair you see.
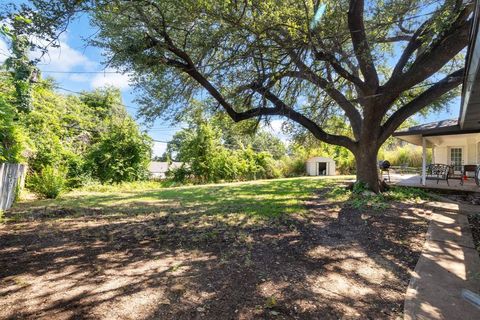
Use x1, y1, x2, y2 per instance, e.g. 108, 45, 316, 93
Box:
423, 164, 463, 186
447, 165, 464, 186
463, 165, 477, 180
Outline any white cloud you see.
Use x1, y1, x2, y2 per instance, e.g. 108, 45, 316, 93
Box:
33, 39, 95, 72
68, 73, 90, 82
91, 70, 131, 90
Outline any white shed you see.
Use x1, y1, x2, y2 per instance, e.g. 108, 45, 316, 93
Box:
306, 157, 336, 176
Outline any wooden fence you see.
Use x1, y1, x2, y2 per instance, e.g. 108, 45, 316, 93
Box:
0, 163, 27, 211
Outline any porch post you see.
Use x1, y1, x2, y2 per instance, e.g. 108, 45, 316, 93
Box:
422, 137, 427, 186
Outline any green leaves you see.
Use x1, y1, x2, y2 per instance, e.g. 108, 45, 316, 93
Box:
85, 118, 152, 184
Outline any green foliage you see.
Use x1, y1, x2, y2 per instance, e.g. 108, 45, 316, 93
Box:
326, 184, 429, 211
76, 180, 170, 193
278, 156, 306, 177
352, 181, 368, 194
380, 145, 432, 167
0, 90, 27, 163
1, 62, 153, 186
168, 120, 282, 184
28, 165, 67, 199
6, 0, 468, 193
85, 118, 152, 184
19, 177, 331, 220
384, 187, 430, 202
3, 21, 36, 113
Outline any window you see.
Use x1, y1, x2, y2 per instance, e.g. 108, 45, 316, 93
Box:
450, 147, 463, 171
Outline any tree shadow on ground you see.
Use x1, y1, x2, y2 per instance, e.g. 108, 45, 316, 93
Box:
0, 185, 431, 319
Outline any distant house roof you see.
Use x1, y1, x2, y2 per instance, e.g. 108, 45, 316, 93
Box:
149, 162, 169, 173
149, 161, 183, 173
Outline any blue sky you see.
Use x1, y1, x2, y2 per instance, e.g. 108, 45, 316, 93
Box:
0, 5, 460, 156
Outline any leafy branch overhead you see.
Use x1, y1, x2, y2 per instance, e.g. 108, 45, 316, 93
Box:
6, 0, 472, 191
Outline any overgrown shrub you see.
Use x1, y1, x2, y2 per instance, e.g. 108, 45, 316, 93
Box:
28, 165, 67, 199
278, 156, 306, 177
167, 165, 192, 184
85, 119, 152, 184
381, 146, 432, 167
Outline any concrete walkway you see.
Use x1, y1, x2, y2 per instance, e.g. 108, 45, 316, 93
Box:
404, 200, 480, 319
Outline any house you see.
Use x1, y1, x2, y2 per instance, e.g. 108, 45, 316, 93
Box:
393, 5, 480, 185
148, 161, 183, 179
306, 157, 336, 176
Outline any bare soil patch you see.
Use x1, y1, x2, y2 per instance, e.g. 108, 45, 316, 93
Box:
0, 188, 431, 319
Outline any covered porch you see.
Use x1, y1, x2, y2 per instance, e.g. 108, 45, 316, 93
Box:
392, 119, 480, 191
390, 173, 480, 192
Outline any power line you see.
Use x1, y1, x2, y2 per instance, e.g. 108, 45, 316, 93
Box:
53, 85, 139, 110
42, 70, 121, 74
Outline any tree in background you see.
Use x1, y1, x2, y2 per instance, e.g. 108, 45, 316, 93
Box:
167, 115, 281, 183
0, 19, 32, 163
0, 86, 27, 163
3, 16, 38, 113
86, 117, 152, 184
212, 114, 287, 160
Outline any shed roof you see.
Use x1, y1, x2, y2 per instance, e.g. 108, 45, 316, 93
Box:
306, 157, 335, 162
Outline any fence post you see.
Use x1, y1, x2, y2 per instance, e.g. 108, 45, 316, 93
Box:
0, 163, 27, 211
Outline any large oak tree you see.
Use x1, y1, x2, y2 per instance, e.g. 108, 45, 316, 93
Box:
10, 0, 473, 191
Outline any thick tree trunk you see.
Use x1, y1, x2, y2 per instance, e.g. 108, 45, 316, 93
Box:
354, 144, 380, 193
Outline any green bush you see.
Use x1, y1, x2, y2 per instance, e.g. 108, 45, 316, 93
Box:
278, 156, 306, 177
85, 119, 152, 184
381, 146, 432, 167
167, 165, 192, 184
28, 166, 67, 199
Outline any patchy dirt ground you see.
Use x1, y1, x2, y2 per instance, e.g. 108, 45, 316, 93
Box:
0, 188, 431, 320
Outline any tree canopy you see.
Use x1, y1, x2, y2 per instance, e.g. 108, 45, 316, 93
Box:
3, 0, 472, 191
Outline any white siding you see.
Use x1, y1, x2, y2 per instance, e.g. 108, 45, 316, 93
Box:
305, 157, 336, 176
434, 146, 448, 164
467, 142, 477, 164
478, 141, 480, 164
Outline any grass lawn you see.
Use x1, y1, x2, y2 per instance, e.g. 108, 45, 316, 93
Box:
0, 176, 432, 319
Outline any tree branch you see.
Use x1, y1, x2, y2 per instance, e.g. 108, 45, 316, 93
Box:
185, 68, 357, 149
144, 22, 358, 150
283, 49, 363, 139
386, 3, 473, 93
380, 68, 464, 143
313, 49, 365, 88
348, 0, 379, 89
245, 86, 357, 150
375, 34, 412, 43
